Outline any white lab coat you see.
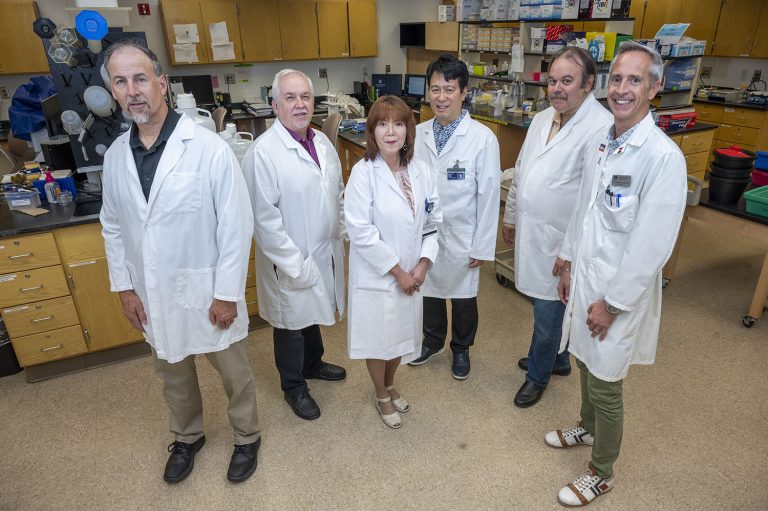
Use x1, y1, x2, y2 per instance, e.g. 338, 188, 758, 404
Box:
243, 119, 346, 331
559, 113, 687, 382
504, 94, 612, 300
414, 113, 500, 298
345, 156, 442, 363
100, 115, 254, 363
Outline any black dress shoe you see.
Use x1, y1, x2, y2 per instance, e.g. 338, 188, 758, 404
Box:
517, 357, 572, 376
227, 437, 261, 483
408, 345, 445, 366
305, 361, 347, 381
514, 380, 545, 408
451, 351, 471, 380
163, 435, 206, 483
284, 391, 321, 420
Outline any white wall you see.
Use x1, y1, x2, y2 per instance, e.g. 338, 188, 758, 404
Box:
0, 0, 443, 119
701, 56, 768, 89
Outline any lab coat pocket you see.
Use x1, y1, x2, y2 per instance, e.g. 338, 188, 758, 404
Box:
159, 172, 202, 214
277, 256, 320, 290
536, 223, 566, 256
599, 194, 638, 233
175, 267, 215, 309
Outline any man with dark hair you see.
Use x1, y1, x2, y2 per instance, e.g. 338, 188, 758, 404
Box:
409, 54, 500, 379
503, 47, 612, 408
548, 41, 686, 506
100, 40, 260, 484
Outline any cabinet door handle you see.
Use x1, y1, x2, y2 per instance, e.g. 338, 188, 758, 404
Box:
246, 299, 258, 305
67, 275, 75, 288
31, 315, 54, 323
40, 343, 64, 353
19, 284, 44, 292
83, 329, 91, 349
8, 252, 33, 259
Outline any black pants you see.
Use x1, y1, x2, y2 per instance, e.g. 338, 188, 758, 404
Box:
273, 324, 324, 396
423, 297, 478, 353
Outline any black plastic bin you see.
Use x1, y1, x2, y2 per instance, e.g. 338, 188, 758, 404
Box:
0, 341, 22, 377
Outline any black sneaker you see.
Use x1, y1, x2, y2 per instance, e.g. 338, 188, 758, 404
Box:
227, 437, 261, 483
163, 435, 206, 483
451, 351, 470, 380
407, 345, 445, 366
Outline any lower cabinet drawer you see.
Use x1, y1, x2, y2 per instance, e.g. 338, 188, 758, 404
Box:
680, 130, 715, 154
12, 324, 87, 366
2, 296, 80, 338
245, 286, 258, 316
684, 151, 709, 174
0, 265, 70, 308
717, 124, 759, 146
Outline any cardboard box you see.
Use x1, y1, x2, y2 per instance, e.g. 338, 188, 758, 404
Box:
438, 5, 456, 22
590, 0, 611, 18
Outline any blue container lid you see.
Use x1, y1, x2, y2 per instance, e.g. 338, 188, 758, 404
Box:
76, 10, 108, 41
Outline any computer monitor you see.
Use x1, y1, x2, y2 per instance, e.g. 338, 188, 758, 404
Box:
371, 74, 402, 96
168, 75, 216, 106
404, 74, 426, 98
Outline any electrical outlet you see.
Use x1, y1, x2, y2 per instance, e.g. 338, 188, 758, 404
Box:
700, 66, 712, 79
385, 64, 391, 73
754, 70, 762, 82
0, 86, 8, 99
740, 69, 749, 82
224, 73, 235, 84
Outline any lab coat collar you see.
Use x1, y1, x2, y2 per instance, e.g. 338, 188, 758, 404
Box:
420, 111, 472, 158
145, 115, 195, 212
618, 111, 655, 149
372, 155, 418, 210
273, 118, 326, 173
542, 93, 601, 150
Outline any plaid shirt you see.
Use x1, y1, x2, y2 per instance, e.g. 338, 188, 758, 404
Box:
433, 110, 467, 155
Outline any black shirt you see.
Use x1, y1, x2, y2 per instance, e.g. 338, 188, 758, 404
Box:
129, 108, 182, 201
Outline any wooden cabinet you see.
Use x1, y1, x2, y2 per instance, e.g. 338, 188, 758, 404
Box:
12, 325, 88, 367
669, 128, 715, 189
318, 0, 351, 58
694, 100, 768, 169
160, 0, 243, 65
677, 0, 721, 55
426, 22, 459, 52
2, 296, 80, 338
239, 0, 283, 61
0, 233, 60, 274
639, 0, 682, 39
348, 0, 377, 57
712, 0, 761, 57
632, 0, 720, 55
0, 0, 49, 75
279, 0, 320, 60
751, 3, 768, 58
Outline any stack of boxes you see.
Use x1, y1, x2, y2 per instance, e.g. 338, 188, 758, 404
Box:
462, 24, 479, 50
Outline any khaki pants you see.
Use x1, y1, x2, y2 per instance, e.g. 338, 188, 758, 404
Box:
152, 340, 260, 445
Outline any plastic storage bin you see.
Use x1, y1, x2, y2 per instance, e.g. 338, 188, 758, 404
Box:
2, 189, 42, 210
755, 151, 768, 170
744, 186, 768, 218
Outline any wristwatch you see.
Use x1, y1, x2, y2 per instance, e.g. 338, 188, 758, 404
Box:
604, 300, 621, 315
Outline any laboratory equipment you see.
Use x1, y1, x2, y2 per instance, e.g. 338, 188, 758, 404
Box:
83, 86, 116, 117
712, 146, 756, 170
61, 110, 84, 135
175, 93, 216, 132
75, 10, 108, 53
371, 74, 403, 97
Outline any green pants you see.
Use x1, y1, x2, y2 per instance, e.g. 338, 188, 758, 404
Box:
576, 358, 623, 478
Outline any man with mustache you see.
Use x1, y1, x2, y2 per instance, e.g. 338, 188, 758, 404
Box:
100, 40, 261, 484
243, 70, 347, 421
548, 41, 687, 506
502, 47, 612, 409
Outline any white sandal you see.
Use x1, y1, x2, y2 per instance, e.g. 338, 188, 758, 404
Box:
374, 394, 402, 429
386, 385, 410, 413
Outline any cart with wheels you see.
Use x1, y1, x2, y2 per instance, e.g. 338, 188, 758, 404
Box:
494, 248, 514, 288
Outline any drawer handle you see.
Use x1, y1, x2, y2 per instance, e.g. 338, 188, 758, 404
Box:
19, 284, 44, 292
40, 343, 64, 353
31, 315, 54, 323
246, 300, 258, 305
8, 252, 33, 260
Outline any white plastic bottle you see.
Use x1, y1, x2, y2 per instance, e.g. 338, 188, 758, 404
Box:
44, 171, 61, 204
175, 93, 216, 132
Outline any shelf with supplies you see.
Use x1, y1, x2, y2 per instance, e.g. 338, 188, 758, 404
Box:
459, 17, 634, 25
468, 74, 546, 88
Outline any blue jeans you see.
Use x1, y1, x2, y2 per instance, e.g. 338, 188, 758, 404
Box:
526, 297, 570, 387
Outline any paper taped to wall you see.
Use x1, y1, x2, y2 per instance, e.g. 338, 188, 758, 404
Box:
173, 43, 199, 63
173, 24, 200, 44
209, 22, 230, 45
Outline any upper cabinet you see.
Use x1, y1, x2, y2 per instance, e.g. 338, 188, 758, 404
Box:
160, 0, 242, 65
348, 0, 377, 57
318, 0, 351, 58
632, 0, 721, 55
239, 0, 283, 61
712, 0, 763, 57
0, 0, 49, 75
279, 0, 321, 60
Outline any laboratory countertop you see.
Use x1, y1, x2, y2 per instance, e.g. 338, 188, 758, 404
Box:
693, 98, 768, 111
699, 188, 768, 226
0, 201, 101, 238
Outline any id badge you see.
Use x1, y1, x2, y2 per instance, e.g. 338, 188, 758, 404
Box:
447, 160, 465, 181
424, 198, 435, 213
611, 174, 631, 187
422, 223, 437, 239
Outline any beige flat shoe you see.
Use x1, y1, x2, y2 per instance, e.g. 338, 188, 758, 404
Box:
374, 394, 401, 429
386, 385, 410, 413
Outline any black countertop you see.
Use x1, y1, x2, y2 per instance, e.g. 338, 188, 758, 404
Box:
693, 98, 768, 111
699, 188, 768, 226
0, 202, 100, 238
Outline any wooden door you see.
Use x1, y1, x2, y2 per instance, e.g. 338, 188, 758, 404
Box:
278, 0, 319, 60
318, 0, 350, 58
348, 0, 377, 57
200, 0, 243, 63
0, 0, 49, 74
712, 0, 761, 57
678, 0, 721, 55
66, 258, 144, 352
639, 0, 682, 39
239, 0, 283, 61
160, 0, 209, 64
750, 3, 768, 58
